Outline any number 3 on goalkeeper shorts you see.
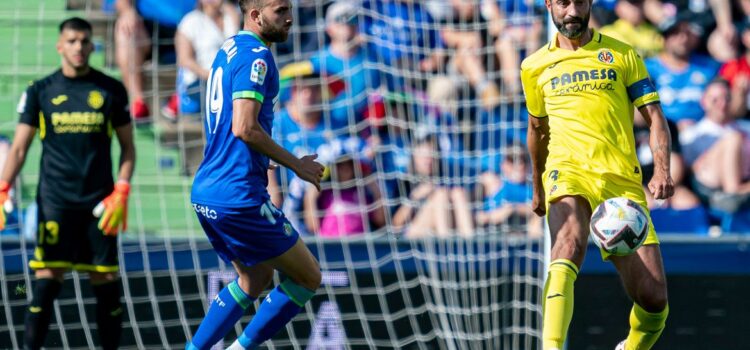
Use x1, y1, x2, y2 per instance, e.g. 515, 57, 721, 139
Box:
205, 67, 224, 134
260, 200, 280, 224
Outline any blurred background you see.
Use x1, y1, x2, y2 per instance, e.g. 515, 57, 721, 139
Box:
0, 0, 749, 349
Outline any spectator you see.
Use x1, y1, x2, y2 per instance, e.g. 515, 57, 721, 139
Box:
303, 138, 385, 237
438, 0, 502, 109
718, 20, 750, 119
162, 0, 240, 120
270, 73, 332, 233
642, 0, 737, 61
599, 0, 664, 58
633, 110, 702, 209
391, 135, 474, 238
362, 0, 442, 91
485, 0, 544, 97
280, 2, 381, 129
475, 145, 542, 237
645, 18, 720, 130
114, 0, 194, 120
680, 79, 750, 213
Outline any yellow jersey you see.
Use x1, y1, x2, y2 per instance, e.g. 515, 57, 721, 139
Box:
520, 29, 660, 183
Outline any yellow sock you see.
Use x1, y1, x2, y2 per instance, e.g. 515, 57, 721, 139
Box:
625, 303, 668, 350
542, 259, 579, 350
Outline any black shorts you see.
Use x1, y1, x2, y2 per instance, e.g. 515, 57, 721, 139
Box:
29, 203, 119, 273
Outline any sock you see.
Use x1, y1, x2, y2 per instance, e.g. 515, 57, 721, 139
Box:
91, 281, 123, 350
625, 303, 668, 350
542, 259, 579, 350
187, 280, 255, 350
232, 280, 315, 349
24, 278, 63, 350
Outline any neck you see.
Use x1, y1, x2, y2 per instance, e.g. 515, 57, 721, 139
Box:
556, 28, 593, 51
205, 7, 221, 19
243, 24, 270, 47
330, 40, 357, 58
660, 51, 688, 68
61, 64, 89, 78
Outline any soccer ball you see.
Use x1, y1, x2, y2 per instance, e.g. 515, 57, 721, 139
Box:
589, 197, 649, 256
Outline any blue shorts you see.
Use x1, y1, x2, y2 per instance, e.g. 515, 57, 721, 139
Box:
192, 201, 299, 267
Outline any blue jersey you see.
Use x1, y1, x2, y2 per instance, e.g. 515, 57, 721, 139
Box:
645, 55, 719, 123
192, 31, 280, 208
310, 46, 380, 128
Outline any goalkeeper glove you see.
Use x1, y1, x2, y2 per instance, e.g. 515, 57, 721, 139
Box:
93, 181, 130, 236
0, 181, 12, 231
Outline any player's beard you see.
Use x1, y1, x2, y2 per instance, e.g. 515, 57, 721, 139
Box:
260, 14, 290, 43
552, 13, 590, 39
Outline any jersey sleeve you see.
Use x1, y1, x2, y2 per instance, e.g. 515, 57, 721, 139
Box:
110, 81, 131, 128
232, 50, 273, 103
17, 82, 40, 126
520, 64, 547, 118
624, 48, 659, 108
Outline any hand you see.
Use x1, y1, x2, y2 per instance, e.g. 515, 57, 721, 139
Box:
93, 181, 130, 236
648, 171, 674, 200
531, 187, 546, 217
0, 181, 13, 231
296, 154, 325, 192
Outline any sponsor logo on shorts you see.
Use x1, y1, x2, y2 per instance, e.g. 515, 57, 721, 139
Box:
193, 204, 218, 220
548, 170, 559, 181
549, 184, 558, 196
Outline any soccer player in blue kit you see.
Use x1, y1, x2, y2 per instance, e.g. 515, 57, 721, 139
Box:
187, 1, 325, 349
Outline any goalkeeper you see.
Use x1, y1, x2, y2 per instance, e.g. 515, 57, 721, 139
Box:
0, 17, 135, 350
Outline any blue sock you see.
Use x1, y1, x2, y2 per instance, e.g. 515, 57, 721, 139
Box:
236, 280, 315, 348
187, 280, 255, 350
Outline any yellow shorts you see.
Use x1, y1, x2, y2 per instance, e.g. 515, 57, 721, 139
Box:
542, 167, 659, 260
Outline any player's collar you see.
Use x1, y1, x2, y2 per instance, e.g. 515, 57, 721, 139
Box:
238, 30, 268, 47
548, 28, 601, 52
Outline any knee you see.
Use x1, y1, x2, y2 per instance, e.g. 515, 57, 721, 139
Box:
238, 269, 274, 298
89, 272, 119, 285
638, 281, 669, 312
296, 266, 322, 291
552, 234, 586, 263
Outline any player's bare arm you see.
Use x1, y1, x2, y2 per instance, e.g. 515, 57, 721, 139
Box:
0, 123, 36, 184
114, 124, 136, 182
232, 98, 324, 191
527, 115, 550, 216
639, 103, 675, 200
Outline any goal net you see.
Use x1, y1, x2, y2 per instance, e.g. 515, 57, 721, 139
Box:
0, 0, 546, 349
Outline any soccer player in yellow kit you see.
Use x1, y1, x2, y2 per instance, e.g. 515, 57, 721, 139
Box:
521, 1, 674, 349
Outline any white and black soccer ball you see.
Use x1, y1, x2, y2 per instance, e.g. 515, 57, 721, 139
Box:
589, 197, 649, 256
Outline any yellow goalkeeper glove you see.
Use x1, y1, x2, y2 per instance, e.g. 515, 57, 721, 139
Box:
0, 181, 12, 231
93, 181, 130, 236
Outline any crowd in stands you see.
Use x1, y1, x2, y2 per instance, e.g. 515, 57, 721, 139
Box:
5, 0, 749, 237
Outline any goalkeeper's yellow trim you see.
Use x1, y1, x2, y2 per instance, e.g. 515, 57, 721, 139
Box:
29, 260, 72, 269
39, 112, 46, 140
73, 263, 120, 272
232, 91, 264, 102
29, 260, 119, 272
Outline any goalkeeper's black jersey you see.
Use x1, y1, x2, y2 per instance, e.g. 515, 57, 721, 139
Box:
17, 69, 131, 209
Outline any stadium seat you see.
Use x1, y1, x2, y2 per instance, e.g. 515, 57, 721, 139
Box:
650, 206, 710, 235
720, 208, 750, 234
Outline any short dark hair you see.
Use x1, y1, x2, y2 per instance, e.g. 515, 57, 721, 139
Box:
707, 77, 730, 90
239, 0, 266, 16
59, 17, 92, 34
